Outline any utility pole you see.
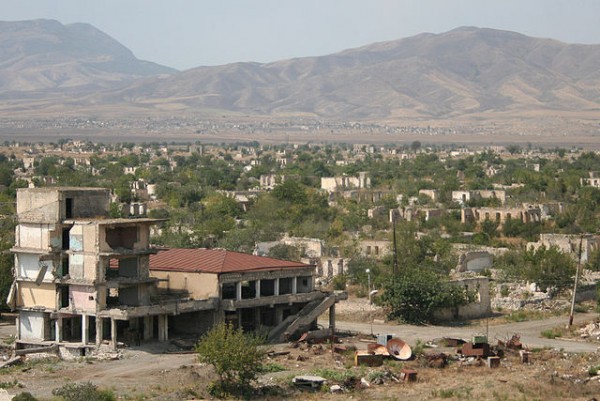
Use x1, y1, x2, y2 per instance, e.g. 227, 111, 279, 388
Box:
392, 212, 398, 287
569, 235, 584, 327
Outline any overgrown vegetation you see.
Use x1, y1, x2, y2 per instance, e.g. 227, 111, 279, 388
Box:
51, 382, 115, 401
195, 323, 266, 397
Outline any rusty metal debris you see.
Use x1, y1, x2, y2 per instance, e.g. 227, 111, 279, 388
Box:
460, 341, 491, 358
425, 353, 448, 368
386, 338, 412, 360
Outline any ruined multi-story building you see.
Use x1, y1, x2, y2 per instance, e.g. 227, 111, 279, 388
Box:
9, 187, 185, 352
9, 187, 344, 353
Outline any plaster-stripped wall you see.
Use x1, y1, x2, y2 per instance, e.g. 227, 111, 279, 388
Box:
69, 285, 96, 312
18, 282, 56, 309
17, 254, 55, 282
19, 311, 48, 340
151, 271, 219, 300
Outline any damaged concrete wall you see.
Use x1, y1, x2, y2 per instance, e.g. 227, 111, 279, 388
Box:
16, 254, 54, 282
17, 282, 56, 308
16, 223, 53, 249
69, 285, 96, 312
434, 277, 491, 321
170, 310, 215, 334
151, 271, 219, 300
19, 311, 48, 340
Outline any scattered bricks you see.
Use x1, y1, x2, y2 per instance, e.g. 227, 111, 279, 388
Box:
333, 345, 348, 354
487, 356, 501, 368
400, 369, 418, 382
519, 350, 531, 364
426, 353, 448, 368
354, 351, 384, 367
461, 342, 491, 358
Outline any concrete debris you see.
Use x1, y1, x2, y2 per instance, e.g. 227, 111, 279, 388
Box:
330, 384, 343, 393
579, 321, 600, 341
400, 369, 418, 382
425, 353, 448, 368
354, 351, 384, 367
292, 375, 326, 389
0, 357, 21, 369
360, 377, 370, 387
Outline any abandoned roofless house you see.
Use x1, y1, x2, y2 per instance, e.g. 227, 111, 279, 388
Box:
9, 187, 344, 354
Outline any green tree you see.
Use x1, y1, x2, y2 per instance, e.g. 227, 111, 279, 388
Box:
267, 243, 301, 261
381, 267, 474, 324
196, 323, 266, 395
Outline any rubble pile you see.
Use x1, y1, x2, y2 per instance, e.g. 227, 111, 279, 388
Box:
579, 321, 600, 341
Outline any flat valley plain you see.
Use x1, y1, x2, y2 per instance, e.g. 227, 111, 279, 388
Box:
1, 111, 599, 148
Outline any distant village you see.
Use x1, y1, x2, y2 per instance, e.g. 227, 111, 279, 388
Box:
1, 138, 600, 352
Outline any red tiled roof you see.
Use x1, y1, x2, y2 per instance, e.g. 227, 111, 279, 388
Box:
149, 248, 312, 274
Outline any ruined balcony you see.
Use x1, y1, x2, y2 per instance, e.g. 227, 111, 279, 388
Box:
220, 291, 326, 312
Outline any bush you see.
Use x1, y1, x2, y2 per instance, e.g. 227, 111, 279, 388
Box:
196, 323, 266, 396
381, 267, 475, 324
12, 393, 38, 401
52, 382, 115, 401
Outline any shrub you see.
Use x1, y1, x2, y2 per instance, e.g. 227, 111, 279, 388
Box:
196, 323, 266, 396
12, 393, 38, 401
52, 382, 115, 401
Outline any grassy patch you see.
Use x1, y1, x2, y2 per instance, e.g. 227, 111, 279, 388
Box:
540, 328, 563, 339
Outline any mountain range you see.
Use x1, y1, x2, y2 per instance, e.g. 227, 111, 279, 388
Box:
2, 19, 600, 122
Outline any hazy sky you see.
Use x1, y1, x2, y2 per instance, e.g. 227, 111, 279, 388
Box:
2, 0, 600, 70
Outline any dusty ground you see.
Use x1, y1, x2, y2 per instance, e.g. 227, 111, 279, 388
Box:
1, 304, 600, 400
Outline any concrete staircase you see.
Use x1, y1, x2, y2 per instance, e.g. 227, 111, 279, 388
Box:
267, 293, 337, 343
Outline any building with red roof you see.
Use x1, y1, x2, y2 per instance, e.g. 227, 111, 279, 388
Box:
149, 248, 345, 341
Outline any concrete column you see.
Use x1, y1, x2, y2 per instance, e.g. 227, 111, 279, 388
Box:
292, 277, 297, 295
274, 278, 279, 296
55, 317, 63, 343
329, 304, 336, 335
274, 307, 283, 325
110, 318, 117, 350
143, 316, 153, 340
236, 282, 242, 301
158, 315, 169, 342
95, 317, 102, 346
81, 315, 88, 345
255, 280, 261, 299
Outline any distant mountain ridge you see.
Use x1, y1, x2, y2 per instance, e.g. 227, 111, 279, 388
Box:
0, 19, 176, 93
2, 21, 600, 122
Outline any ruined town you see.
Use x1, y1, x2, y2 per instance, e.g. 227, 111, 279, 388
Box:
3, 4, 600, 399
0, 139, 597, 400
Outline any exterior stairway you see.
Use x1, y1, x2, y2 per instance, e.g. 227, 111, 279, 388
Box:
267, 293, 337, 343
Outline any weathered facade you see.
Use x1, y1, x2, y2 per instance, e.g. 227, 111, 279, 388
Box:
9, 188, 343, 353
149, 248, 345, 342
9, 187, 194, 352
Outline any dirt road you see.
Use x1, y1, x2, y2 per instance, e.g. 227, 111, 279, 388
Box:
324, 312, 600, 353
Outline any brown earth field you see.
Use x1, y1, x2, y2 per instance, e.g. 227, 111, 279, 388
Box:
1, 110, 600, 148
1, 308, 600, 400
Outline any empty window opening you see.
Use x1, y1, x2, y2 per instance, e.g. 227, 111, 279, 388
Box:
59, 257, 69, 277
62, 316, 82, 342
240, 308, 255, 331
279, 277, 293, 295
241, 281, 256, 299
62, 228, 71, 250
105, 226, 138, 250
58, 286, 70, 309
260, 308, 275, 327
260, 279, 275, 297
65, 198, 73, 219
222, 283, 236, 300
